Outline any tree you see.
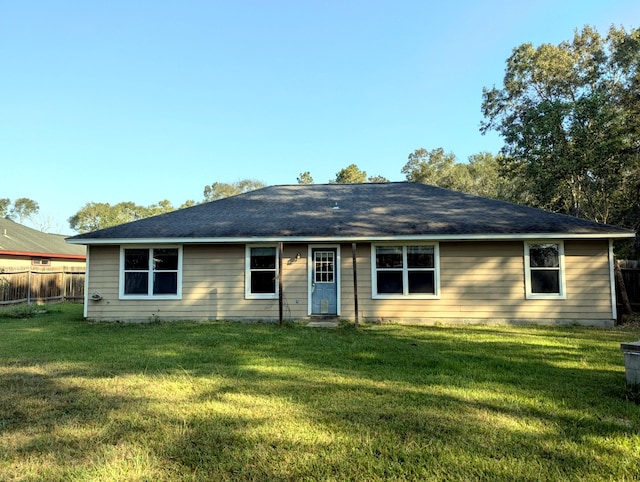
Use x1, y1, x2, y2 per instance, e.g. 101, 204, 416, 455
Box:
69, 202, 139, 233
297, 171, 314, 184
203, 180, 266, 201
68, 200, 182, 233
481, 25, 640, 225
466, 152, 527, 202
332, 164, 367, 184
6, 198, 39, 223
367, 175, 389, 183
0, 198, 10, 217
401, 148, 471, 191
146, 199, 176, 217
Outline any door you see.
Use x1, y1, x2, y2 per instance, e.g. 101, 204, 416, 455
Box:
311, 248, 337, 315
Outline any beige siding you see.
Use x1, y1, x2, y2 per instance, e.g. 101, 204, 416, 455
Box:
86, 244, 309, 322
349, 240, 613, 325
86, 240, 615, 326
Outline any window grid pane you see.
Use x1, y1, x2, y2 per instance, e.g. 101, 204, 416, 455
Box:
376, 246, 403, 268
315, 251, 335, 283
407, 246, 434, 268
529, 244, 559, 268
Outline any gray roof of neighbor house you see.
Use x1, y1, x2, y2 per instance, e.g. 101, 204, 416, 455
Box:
66, 182, 636, 244
0, 218, 86, 258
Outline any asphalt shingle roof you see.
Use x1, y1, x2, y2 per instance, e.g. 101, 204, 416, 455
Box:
1, 218, 86, 256
67, 182, 635, 243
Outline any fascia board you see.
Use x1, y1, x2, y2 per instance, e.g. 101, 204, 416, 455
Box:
66, 231, 636, 246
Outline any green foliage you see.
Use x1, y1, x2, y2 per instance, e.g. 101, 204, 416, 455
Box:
481, 25, 640, 227
297, 171, 314, 184
68, 200, 178, 233
0, 197, 39, 223
332, 163, 367, 183
203, 179, 266, 201
401, 148, 516, 201
0, 304, 639, 480
402, 147, 461, 186
367, 174, 389, 183
0, 303, 53, 319
0, 198, 9, 217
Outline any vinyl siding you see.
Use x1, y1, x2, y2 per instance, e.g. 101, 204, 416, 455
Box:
85, 240, 614, 326
86, 244, 309, 321
347, 240, 613, 324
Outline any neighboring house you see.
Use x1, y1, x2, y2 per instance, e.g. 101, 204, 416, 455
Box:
66, 183, 635, 326
0, 218, 86, 271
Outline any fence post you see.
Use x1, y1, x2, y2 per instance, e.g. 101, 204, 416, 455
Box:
27, 270, 31, 304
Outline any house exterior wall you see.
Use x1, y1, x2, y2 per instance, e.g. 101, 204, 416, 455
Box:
343, 240, 613, 325
84, 240, 614, 326
85, 244, 309, 322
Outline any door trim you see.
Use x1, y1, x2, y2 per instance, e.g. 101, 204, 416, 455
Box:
308, 244, 341, 316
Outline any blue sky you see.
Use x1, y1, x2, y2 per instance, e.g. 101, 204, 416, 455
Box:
2, 1, 639, 233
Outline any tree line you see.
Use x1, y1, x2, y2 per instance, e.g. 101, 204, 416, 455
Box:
6, 25, 640, 256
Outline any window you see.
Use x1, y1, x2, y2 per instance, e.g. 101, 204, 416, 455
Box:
315, 251, 335, 283
120, 247, 182, 299
32, 258, 51, 266
246, 245, 279, 299
524, 242, 565, 299
372, 244, 439, 298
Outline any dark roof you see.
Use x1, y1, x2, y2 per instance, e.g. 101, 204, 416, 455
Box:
67, 182, 635, 243
0, 218, 86, 257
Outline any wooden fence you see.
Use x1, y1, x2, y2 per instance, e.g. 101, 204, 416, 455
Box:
0, 269, 85, 305
621, 268, 640, 313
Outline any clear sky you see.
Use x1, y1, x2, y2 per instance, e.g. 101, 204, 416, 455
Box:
2, 1, 639, 233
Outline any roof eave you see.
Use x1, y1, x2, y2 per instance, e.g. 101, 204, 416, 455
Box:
66, 231, 636, 246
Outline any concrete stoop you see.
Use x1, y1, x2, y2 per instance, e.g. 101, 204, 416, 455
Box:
306, 316, 340, 328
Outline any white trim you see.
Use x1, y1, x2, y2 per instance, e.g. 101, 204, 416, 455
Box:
118, 245, 183, 300
307, 244, 341, 316
609, 239, 617, 321
67, 232, 636, 245
523, 241, 566, 300
371, 242, 441, 300
245, 244, 279, 300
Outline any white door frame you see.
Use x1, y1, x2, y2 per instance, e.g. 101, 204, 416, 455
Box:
307, 244, 341, 316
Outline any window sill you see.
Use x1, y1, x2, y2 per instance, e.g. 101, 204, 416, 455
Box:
373, 294, 440, 300
119, 294, 182, 300
245, 293, 279, 300
525, 293, 566, 300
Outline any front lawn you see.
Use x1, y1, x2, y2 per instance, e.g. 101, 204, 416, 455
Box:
1, 304, 639, 481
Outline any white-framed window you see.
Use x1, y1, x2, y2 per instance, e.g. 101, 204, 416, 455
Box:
524, 241, 566, 299
371, 243, 440, 299
119, 246, 182, 299
32, 258, 51, 266
245, 245, 279, 299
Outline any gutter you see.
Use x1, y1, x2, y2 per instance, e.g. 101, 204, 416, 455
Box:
66, 232, 637, 246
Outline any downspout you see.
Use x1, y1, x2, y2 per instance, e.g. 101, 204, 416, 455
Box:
83, 246, 90, 318
278, 242, 283, 324
352, 242, 359, 327
609, 240, 618, 322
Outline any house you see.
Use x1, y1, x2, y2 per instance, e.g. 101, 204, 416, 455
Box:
66, 182, 635, 326
1, 218, 86, 271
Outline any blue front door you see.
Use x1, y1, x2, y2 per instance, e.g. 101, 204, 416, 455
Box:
311, 249, 337, 315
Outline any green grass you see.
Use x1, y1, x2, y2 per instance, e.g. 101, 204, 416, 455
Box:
1, 304, 640, 481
